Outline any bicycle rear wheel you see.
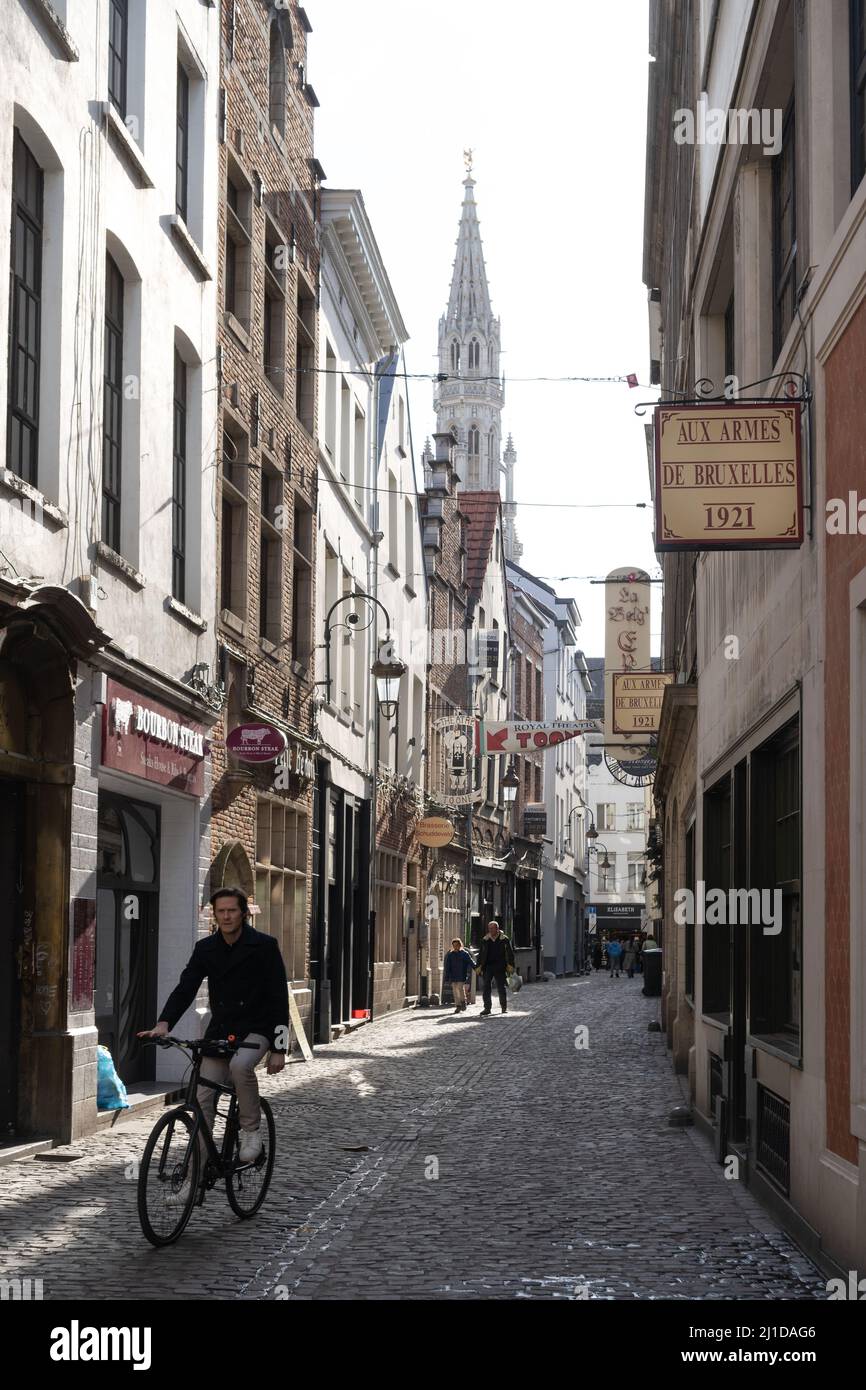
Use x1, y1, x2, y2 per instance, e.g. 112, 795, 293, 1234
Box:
138, 1107, 201, 1247
226, 1097, 275, 1218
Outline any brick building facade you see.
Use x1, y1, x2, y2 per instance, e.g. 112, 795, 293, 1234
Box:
210, 0, 321, 1036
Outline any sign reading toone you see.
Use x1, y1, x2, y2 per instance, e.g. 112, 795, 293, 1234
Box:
654, 402, 802, 550
612, 672, 674, 736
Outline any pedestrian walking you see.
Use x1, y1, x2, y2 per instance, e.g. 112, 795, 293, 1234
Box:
592, 939, 603, 971
635, 938, 644, 974
443, 937, 474, 1013
606, 937, 624, 978
623, 938, 637, 979
475, 920, 515, 1015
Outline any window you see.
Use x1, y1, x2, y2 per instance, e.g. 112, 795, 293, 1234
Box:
172, 351, 187, 601
7, 132, 43, 484
176, 62, 189, 222
404, 497, 414, 586
468, 338, 479, 369
772, 100, 797, 360
259, 464, 282, 643
750, 719, 801, 1046
108, 0, 129, 116
268, 19, 288, 138
450, 340, 460, 371
486, 755, 495, 805
224, 163, 252, 326
102, 254, 124, 552
702, 777, 732, 1017
255, 799, 307, 983
324, 343, 337, 455
626, 802, 644, 831
294, 278, 315, 432
852, 0, 866, 191
468, 425, 479, 456
684, 823, 696, 998
596, 803, 616, 832
627, 852, 645, 891
353, 403, 365, 508
599, 856, 616, 893
374, 850, 404, 964
724, 293, 735, 380
291, 494, 314, 666
221, 423, 248, 620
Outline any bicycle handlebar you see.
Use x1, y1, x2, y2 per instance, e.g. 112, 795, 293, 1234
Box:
140, 1036, 261, 1052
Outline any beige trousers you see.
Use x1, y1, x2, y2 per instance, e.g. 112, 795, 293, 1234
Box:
451, 982, 468, 1006
197, 1032, 270, 1135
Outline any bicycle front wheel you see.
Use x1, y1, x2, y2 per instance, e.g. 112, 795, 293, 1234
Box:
226, 1097, 275, 1218
137, 1106, 201, 1247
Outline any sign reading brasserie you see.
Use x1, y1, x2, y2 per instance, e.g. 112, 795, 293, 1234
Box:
654, 402, 802, 550
612, 672, 674, 735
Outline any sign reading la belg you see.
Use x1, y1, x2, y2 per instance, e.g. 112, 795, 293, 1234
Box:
475, 719, 600, 755
102, 679, 207, 796
654, 402, 803, 550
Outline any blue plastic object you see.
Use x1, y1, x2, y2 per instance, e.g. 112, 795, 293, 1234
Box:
96, 1044, 130, 1111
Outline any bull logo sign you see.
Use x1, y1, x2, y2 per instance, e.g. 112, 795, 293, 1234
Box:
226, 722, 288, 764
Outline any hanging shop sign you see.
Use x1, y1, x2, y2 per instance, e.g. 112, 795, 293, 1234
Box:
415, 815, 456, 848
432, 715, 475, 807
604, 568, 653, 771
102, 679, 207, 796
226, 722, 287, 763
475, 719, 600, 755
522, 803, 547, 837
653, 402, 803, 550
612, 672, 674, 736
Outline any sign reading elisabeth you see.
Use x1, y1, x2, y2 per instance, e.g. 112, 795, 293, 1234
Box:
654, 402, 803, 550
102, 679, 207, 796
612, 672, 674, 735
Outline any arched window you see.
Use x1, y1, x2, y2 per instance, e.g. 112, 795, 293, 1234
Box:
450, 340, 460, 371
468, 426, 479, 455
469, 338, 480, 369
269, 21, 287, 137
488, 430, 496, 461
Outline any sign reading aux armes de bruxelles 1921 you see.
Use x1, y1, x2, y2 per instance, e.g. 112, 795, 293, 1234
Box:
654, 402, 803, 550
612, 672, 674, 736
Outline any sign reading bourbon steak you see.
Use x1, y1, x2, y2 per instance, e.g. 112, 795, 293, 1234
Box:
226, 722, 288, 763
102, 678, 207, 796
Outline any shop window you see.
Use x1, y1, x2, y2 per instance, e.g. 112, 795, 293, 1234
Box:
702, 776, 732, 1018
749, 718, 801, 1049
255, 798, 307, 982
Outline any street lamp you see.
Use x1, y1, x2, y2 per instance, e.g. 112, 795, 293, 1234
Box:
501, 760, 519, 805
372, 649, 407, 720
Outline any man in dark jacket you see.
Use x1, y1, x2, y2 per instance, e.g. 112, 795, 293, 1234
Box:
138, 887, 289, 1162
475, 920, 515, 1015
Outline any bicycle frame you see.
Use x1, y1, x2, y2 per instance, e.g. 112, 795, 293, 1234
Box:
153, 1041, 255, 1185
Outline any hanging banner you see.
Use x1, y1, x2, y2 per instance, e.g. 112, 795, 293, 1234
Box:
654, 402, 803, 550
605, 568, 652, 764
432, 715, 475, 807
612, 671, 674, 735
475, 719, 600, 756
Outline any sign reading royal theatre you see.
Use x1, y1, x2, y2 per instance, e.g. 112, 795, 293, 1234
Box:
654, 402, 802, 550
102, 679, 207, 796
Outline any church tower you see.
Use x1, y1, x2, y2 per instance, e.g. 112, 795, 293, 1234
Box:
431, 156, 521, 560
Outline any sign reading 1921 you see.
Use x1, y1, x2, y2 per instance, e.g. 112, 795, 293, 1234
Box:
654, 402, 803, 551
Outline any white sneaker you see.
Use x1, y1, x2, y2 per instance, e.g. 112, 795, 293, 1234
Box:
238, 1129, 263, 1163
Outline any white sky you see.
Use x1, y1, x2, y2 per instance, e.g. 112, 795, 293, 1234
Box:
310, 0, 662, 657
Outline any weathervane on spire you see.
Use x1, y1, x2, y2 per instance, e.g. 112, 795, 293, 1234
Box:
463, 147, 473, 177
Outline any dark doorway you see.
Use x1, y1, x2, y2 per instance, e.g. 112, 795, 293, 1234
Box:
0, 781, 23, 1134
96, 794, 160, 1086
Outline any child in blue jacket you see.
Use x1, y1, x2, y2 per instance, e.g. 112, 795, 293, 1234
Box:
443, 938, 474, 1013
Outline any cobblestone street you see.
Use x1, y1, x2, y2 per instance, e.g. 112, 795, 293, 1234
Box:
0, 976, 827, 1302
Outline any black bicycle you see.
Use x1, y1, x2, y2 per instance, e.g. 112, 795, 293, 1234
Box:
137, 1036, 276, 1248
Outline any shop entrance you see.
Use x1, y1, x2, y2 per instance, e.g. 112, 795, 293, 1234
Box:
0, 781, 23, 1135
96, 794, 161, 1087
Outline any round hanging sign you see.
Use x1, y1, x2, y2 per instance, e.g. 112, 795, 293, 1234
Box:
415, 816, 456, 848
226, 722, 287, 763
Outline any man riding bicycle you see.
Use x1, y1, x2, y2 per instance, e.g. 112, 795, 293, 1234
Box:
138, 887, 289, 1163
